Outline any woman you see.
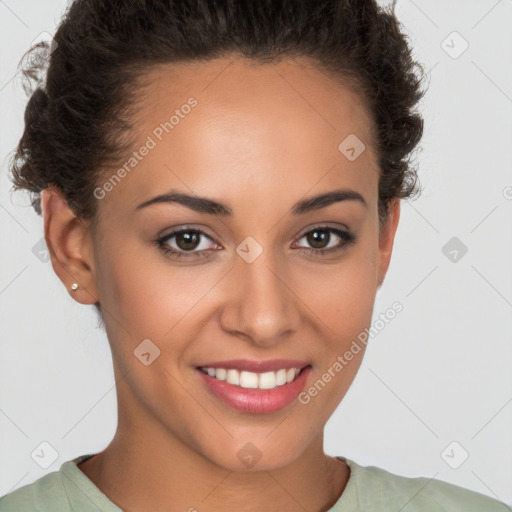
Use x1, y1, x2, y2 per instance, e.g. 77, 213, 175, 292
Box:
0, 0, 509, 511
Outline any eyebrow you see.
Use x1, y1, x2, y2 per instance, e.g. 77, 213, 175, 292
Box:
135, 188, 367, 216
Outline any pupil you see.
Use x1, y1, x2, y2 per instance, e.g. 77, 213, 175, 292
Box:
177, 231, 199, 250
308, 230, 328, 249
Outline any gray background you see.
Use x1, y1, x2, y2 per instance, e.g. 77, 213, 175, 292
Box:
1, 0, 511, 505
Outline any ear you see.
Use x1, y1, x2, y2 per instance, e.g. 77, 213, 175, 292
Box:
40, 185, 99, 305
377, 198, 400, 288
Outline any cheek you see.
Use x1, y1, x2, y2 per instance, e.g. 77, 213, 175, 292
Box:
295, 260, 376, 425
309, 267, 375, 326
93, 236, 231, 378
93, 241, 201, 414
93, 236, 174, 368
299, 242, 378, 337
95, 237, 206, 337
295, 239, 378, 410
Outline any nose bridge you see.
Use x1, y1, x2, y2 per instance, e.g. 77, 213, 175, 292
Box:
223, 238, 299, 345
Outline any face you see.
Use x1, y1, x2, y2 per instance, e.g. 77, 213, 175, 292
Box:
48, 55, 399, 472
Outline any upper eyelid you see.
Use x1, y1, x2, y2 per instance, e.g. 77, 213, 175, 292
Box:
160, 226, 214, 242
295, 222, 350, 238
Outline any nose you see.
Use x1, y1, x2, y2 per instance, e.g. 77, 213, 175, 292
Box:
219, 247, 301, 348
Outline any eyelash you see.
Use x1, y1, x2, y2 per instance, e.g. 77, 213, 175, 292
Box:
153, 225, 357, 260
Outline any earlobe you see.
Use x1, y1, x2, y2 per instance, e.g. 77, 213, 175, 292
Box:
377, 198, 401, 288
40, 185, 99, 305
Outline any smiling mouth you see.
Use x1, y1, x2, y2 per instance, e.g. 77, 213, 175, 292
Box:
198, 366, 307, 390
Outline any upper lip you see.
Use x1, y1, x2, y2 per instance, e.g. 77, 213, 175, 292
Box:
196, 359, 310, 373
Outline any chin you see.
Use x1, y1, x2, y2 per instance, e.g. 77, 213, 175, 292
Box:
200, 433, 310, 473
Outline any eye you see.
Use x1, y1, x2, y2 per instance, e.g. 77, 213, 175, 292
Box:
153, 225, 357, 260
154, 227, 218, 260
293, 226, 356, 256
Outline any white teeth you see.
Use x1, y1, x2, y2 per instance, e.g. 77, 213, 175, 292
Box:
226, 369, 240, 385
239, 371, 259, 388
201, 366, 304, 390
259, 371, 276, 389
275, 369, 287, 386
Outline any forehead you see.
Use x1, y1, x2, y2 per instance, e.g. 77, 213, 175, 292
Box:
97, 55, 379, 219
134, 55, 375, 144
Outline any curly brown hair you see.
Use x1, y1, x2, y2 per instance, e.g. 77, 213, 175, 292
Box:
9, 0, 426, 230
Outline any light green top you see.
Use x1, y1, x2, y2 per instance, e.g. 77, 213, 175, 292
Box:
0, 454, 509, 511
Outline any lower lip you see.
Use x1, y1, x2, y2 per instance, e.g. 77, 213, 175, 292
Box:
197, 366, 312, 414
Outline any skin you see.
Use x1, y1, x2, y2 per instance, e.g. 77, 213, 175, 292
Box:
41, 55, 400, 512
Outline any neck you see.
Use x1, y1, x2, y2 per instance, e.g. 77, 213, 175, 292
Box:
79, 430, 349, 511
77, 379, 350, 511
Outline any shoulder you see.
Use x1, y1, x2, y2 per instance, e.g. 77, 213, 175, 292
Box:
0, 454, 121, 512
0, 469, 70, 512
339, 457, 511, 511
